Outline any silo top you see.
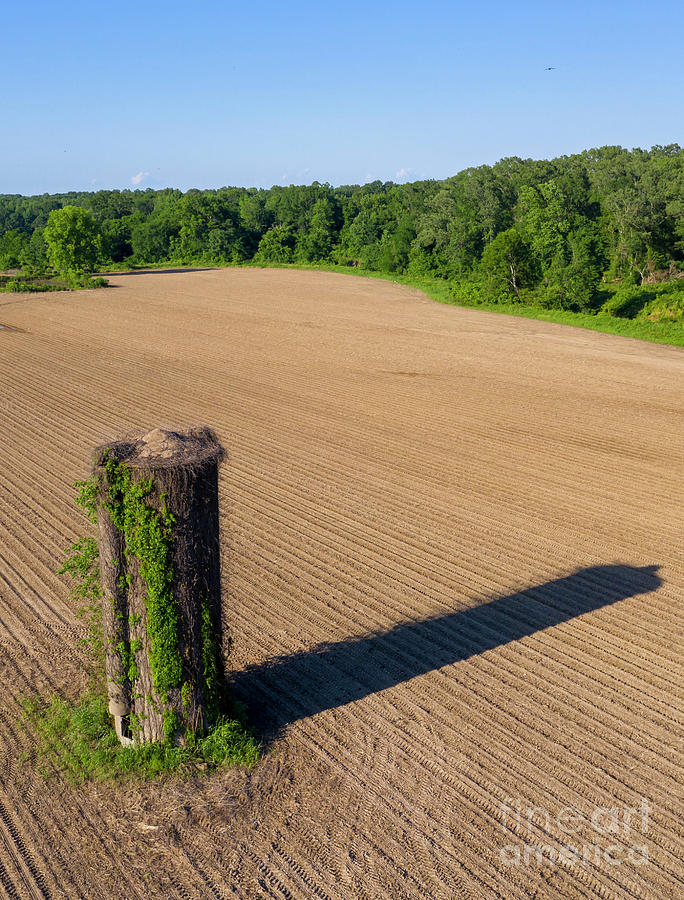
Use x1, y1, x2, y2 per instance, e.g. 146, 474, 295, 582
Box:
94, 426, 224, 469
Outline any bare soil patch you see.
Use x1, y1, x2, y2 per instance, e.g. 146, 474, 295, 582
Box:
0, 268, 682, 898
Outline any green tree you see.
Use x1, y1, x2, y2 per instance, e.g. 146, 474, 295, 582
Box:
411, 177, 489, 279
297, 198, 338, 262
514, 174, 603, 307
22, 229, 49, 275
130, 216, 179, 263
480, 228, 535, 298
43, 206, 102, 276
0, 230, 29, 270
254, 225, 296, 264
539, 223, 604, 311
239, 193, 273, 255
377, 217, 415, 272
172, 192, 246, 263
101, 217, 134, 263
335, 191, 393, 268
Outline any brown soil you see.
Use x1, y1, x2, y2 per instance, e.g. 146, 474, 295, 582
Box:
0, 268, 682, 899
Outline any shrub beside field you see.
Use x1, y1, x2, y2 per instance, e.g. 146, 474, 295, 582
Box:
22, 695, 258, 783
445, 274, 684, 345
0, 272, 108, 292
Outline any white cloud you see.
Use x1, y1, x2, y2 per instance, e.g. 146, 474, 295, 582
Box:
280, 167, 311, 185
395, 167, 413, 181
130, 170, 150, 186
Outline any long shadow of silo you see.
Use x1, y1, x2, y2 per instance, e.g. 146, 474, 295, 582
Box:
230, 564, 660, 741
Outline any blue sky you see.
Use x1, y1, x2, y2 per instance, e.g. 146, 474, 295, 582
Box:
2, 0, 682, 194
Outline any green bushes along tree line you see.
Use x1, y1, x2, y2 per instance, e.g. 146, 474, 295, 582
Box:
1, 144, 683, 325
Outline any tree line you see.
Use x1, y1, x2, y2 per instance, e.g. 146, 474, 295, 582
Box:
1, 144, 682, 313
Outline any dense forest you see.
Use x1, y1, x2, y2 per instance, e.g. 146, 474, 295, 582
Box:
1, 145, 683, 319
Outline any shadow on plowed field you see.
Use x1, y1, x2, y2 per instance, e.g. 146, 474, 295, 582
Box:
232, 564, 660, 741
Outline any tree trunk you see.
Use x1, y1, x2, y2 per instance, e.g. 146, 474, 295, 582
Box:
95, 427, 225, 745
509, 260, 519, 296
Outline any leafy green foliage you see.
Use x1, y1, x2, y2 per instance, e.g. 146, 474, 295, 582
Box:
75, 473, 99, 524
199, 717, 259, 767
638, 288, 684, 323
296, 198, 337, 262
162, 707, 179, 744
480, 228, 535, 299
43, 206, 102, 277
100, 454, 183, 697
22, 695, 258, 783
201, 598, 221, 723
0, 229, 29, 269
0, 271, 109, 293
116, 638, 142, 684
57, 536, 104, 679
101, 217, 133, 262
254, 224, 295, 263
601, 285, 653, 318
601, 280, 684, 322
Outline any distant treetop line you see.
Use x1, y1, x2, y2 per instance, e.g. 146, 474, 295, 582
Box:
1, 144, 682, 317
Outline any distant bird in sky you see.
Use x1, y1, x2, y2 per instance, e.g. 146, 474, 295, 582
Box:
544, 66, 556, 71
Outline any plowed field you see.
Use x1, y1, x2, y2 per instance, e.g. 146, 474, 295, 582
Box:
0, 268, 682, 899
